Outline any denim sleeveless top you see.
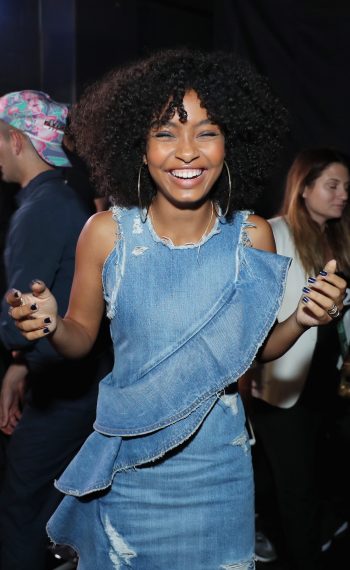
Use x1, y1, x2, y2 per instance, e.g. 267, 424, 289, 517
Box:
56, 207, 290, 496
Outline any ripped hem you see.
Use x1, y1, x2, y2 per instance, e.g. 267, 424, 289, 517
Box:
46, 526, 81, 566
220, 556, 255, 569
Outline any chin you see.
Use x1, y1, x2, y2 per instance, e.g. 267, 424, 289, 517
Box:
174, 198, 208, 210
171, 189, 210, 205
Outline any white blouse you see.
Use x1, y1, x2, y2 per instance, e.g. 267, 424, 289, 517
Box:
252, 216, 318, 408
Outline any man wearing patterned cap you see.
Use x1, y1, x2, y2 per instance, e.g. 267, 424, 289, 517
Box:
0, 90, 71, 173
0, 91, 111, 569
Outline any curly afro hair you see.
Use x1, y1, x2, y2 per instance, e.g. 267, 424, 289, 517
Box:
69, 48, 288, 218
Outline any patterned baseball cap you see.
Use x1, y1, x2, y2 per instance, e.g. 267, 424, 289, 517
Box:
0, 90, 71, 167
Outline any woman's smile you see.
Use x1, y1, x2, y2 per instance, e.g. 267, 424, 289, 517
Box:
170, 168, 204, 180
146, 90, 225, 208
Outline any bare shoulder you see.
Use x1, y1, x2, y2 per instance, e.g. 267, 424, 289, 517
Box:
78, 209, 117, 265
83, 209, 116, 234
245, 214, 276, 253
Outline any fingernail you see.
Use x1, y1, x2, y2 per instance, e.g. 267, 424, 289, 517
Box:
43, 327, 50, 334
308, 277, 317, 283
31, 304, 38, 311
30, 279, 42, 286
44, 317, 51, 324
303, 287, 311, 293
319, 270, 327, 276
13, 290, 20, 298
303, 296, 309, 303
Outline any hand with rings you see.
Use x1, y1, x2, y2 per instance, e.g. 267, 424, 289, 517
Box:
295, 259, 346, 329
6, 280, 58, 341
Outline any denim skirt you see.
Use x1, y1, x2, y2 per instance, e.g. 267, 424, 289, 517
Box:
47, 392, 255, 569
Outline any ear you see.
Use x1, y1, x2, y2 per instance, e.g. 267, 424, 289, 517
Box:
143, 155, 148, 165
9, 129, 24, 156
302, 185, 308, 199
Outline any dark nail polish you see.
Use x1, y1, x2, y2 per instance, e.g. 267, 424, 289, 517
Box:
319, 270, 328, 276
303, 296, 309, 303
44, 317, 51, 324
31, 304, 38, 311
30, 279, 42, 286
43, 327, 50, 334
308, 277, 317, 283
303, 287, 310, 294
13, 291, 20, 298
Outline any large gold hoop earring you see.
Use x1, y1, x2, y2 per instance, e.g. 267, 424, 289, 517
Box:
138, 164, 148, 223
221, 160, 232, 218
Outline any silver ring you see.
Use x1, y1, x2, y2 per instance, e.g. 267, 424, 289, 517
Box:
20, 297, 25, 306
327, 303, 340, 319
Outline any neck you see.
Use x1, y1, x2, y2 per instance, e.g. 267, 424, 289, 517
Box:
149, 199, 215, 246
20, 163, 54, 188
16, 147, 55, 187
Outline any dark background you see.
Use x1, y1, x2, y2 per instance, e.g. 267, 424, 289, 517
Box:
1, 0, 349, 216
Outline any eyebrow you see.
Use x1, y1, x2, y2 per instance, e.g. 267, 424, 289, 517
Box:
160, 119, 218, 128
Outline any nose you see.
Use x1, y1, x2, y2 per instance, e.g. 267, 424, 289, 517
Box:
338, 185, 348, 201
175, 135, 200, 164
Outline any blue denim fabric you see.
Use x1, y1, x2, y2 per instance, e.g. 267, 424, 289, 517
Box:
55, 208, 290, 496
98, 208, 289, 436
48, 207, 290, 568
48, 394, 256, 569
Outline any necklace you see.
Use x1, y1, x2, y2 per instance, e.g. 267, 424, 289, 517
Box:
149, 201, 215, 246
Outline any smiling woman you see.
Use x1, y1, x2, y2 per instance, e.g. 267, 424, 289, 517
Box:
5, 51, 347, 570
69, 49, 288, 218
145, 90, 225, 245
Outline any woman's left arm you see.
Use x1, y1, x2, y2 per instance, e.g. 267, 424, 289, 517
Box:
246, 215, 347, 363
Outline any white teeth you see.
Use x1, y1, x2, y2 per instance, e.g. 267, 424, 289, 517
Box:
170, 169, 203, 179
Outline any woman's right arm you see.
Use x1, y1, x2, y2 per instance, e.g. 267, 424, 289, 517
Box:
6, 210, 116, 359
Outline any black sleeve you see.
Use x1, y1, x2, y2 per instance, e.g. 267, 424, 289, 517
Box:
0, 197, 70, 368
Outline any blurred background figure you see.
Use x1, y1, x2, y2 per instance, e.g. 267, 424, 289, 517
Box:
62, 118, 110, 214
0, 181, 18, 490
0, 90, 112, 570
0, 182, 17, 298
251, 148, 350, 569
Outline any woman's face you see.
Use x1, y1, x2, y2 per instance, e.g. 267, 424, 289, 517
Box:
145, 90, 225, 209
302, 162, 349, 227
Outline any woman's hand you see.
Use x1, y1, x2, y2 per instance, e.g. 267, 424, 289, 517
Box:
6, 280, 58, 340
259, 259, 346, 363
295, 259, 346, 329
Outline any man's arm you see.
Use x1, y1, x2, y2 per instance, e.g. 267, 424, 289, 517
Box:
0, 197, 71, 365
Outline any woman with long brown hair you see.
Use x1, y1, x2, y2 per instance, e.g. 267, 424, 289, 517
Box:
252, 147, 350, 569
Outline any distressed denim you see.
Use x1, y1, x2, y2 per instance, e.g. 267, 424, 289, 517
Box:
47, 207, 290, 568
49, 393, 256, 569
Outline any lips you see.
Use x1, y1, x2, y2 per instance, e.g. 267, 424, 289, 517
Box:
170, 169, 203, 179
